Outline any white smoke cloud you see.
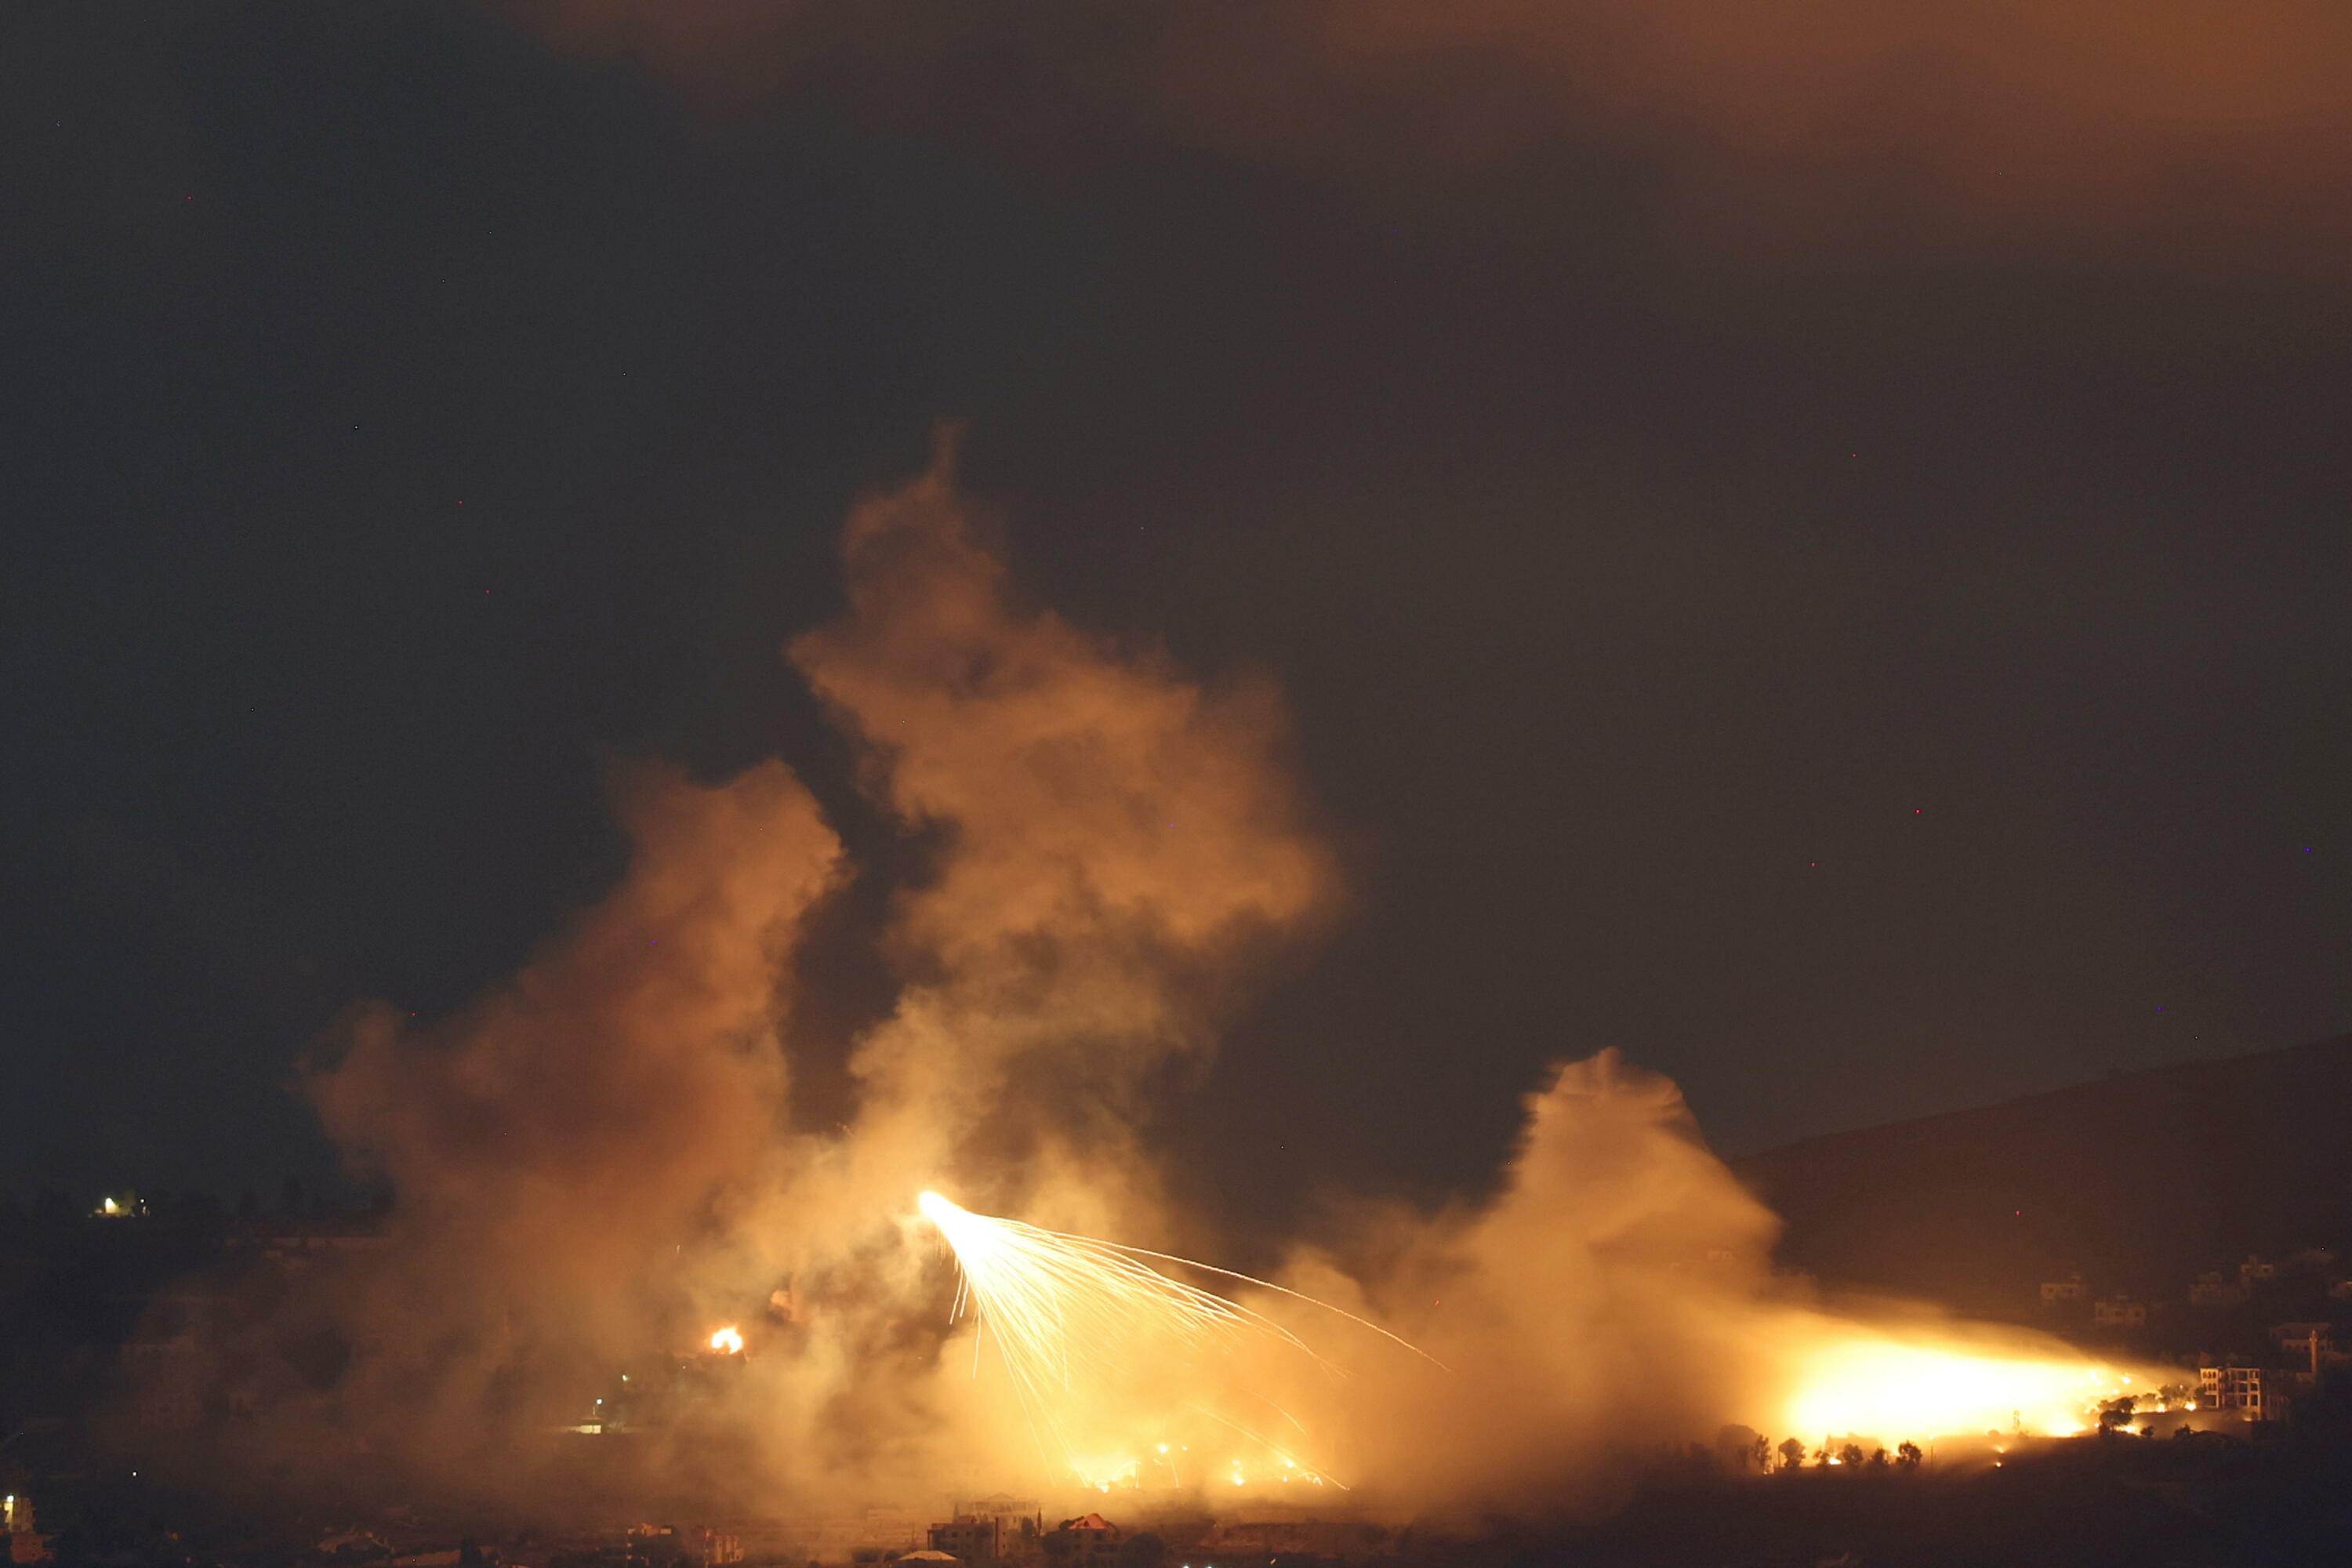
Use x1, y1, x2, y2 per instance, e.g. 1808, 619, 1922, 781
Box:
142, 445, 2142, 1524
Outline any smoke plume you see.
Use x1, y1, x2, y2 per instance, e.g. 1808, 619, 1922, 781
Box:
151, 445, 2140, 1523
1240, 1052, 2151, 1516
169, 442, 1336, 1514
789, 441, 1335, 1240
493, 0, 2352, 267
234, 760, 840, 1505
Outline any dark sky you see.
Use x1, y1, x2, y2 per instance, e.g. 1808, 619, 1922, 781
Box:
5, 2, 2348, 1235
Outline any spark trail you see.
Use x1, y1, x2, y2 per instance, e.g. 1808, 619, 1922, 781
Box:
915, 1191, 1431, 1486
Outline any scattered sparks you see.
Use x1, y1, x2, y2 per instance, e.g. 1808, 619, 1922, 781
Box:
917, 1189, 1316, 1388
916, 1190, 1424, 1486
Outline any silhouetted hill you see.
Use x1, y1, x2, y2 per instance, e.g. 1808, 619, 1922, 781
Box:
1735, 1033, 2352, 1316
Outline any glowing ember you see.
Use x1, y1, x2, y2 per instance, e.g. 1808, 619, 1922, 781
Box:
708, 1325, 744, 1355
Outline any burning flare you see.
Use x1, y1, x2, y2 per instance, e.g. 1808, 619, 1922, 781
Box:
916, 1190, 1425, 1485
708, 1326, 744, 1356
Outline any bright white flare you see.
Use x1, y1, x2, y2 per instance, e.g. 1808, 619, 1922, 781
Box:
709, 1325, 745, 1355
915, 1190, 1421, 1486
916, 1189, 1316, 1386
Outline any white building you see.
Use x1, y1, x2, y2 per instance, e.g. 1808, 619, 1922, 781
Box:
2198, 1365, 2270, 1419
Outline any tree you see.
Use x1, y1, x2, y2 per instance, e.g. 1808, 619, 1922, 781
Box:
1896, 1442, 1922, 1469
1777, 1437, 1808, 1472
1867, 1447, 1889, 1468
1715, 1424, 1764, 1472
1837, 1443, 1864, 1468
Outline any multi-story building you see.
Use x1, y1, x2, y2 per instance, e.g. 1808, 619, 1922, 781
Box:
927, 1519, 1002, 1563
2188, 1271, 2247, 1307
2198, 1364, 2270, 1419
2092, 1297, 2147, 1328
2038, 1273, 2086, 1305
953, 1498, 1040, 1532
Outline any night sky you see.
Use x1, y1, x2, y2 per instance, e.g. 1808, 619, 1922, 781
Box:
5, 3, 2348, 1239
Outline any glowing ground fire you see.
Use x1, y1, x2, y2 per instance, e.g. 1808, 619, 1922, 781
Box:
915, 1191, 1427, 1487
915, 1195, 2141, 1479
1778, 1333, 2148, 1443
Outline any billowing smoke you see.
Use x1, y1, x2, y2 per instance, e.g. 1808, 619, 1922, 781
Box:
148, 445, 2138, 1523
158, 441, 1338, 1515
786, 438, 1336, 1243
1309, 1051, 1788, 1511
1248, 1051, 2139, 1517
172, 760, 842, 1507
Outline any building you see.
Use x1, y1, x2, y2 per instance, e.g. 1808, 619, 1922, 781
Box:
2198, 1365, 2271, 1419
3, 1495, 52, 1566
2092, 1297, 2146, 1328
1054, 1515, 1123, 1567
953, 1498, 1040, 1533
858, 1511, 927, 1552
927, 1519, 1002, 1563
2238, 1254, 2278, 1289
938, 1495, 1040, 1559
2038, 1273, 2086, 1305
2188, 1271, 2247, 1307
2269, 1323, 2348, 1386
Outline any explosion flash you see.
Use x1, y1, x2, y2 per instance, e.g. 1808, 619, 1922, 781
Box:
708, 1326, 744, 1355
916, 1191, 1428, 1486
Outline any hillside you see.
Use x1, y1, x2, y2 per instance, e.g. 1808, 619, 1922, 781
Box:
1734, 1033, 2352, 1317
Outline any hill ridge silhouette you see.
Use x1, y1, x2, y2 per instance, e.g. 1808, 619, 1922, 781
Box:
1734, 1033, 2352, 1315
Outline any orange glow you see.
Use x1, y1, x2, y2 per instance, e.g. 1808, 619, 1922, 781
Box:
916, 1190, 1396, 1489
1781, 1332, 2145, 1440
708, 1326, 744, 1355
